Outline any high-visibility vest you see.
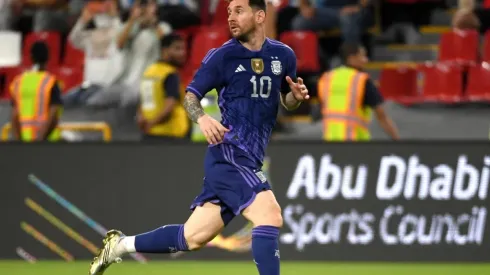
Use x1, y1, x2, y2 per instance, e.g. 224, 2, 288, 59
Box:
191, 89, 221, 142
318, 66, 372, 141
140, 62, 190, 138
10, 71, 62, 142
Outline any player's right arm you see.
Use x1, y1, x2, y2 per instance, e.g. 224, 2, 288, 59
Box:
184, 48, 229, 145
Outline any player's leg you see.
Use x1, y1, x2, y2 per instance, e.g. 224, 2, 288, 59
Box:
242, 190, 283, 275
89, 203, 224, 275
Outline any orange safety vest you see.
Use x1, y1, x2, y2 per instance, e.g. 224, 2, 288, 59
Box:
318, 66, 372, 141
10, 71, 62, 141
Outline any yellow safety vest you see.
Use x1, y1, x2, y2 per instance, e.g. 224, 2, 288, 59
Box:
10, 71, 62, 142
191, 89, 221, 142
140, 62, 189, 138
318, 66, 372, 141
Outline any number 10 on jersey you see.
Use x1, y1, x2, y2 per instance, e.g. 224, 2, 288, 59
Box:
250, 76, 272, 99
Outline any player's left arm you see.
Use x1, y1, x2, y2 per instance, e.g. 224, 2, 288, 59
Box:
280, 49, 309, 110
39, 82, 62, 141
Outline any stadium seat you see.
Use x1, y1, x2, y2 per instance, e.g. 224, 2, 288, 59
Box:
464, 63, 490, 102
23, 32, 61, 69
52, 66, 84, 93
418, 62, 464, 103
279, 31, 320, 73
63, 41, 85, 68
438, 30, 479, 65
189, 28, 229, 72
379, 67, 420, 105
212, 0, 228, 26
0, 31, 21, 67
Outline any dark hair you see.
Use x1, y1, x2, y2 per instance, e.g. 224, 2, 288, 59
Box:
340, 43, 362, 64
30, 41, 49, 65
228, 0, 266, 12
160, 33, 184, 49
249, 0, 266, 11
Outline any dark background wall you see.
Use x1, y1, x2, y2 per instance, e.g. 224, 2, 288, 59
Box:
1, 143, 489, 262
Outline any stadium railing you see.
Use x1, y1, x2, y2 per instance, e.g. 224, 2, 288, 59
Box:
0, 122, 112, 141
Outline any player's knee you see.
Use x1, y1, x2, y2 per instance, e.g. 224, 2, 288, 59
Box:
183, 230, 209, 251
267, 203, 283, 228
249, 201, 283, 228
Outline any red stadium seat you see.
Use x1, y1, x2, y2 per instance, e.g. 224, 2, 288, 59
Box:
63, 41, 85, 68
379, 67, 420, 105
212, 0, 228, 26
465, 63, 490, 102
23, 32, 61, 69
189, 28, 229, 72
279, 31, 320, 73
51, 66, 83, 93
438, 30, 479, 65
419, 62, 464, 103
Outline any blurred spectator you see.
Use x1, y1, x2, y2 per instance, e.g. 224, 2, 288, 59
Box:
266, 0, 280, 39
64, 0, 124, 107
16, 0, 70, 33
453, 0, 480, 31
0, 0, 13, 30
317, 43, 399, 141
291, 0, 371, 44
120, 0, 199, 30
85, 0, 164, 110
9, 41, 63, 142
138, 33, 190, 141
474, 0, 490, 33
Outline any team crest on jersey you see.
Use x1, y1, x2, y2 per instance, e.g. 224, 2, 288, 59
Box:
251, 58, 264, 74
271, 60, 282, 75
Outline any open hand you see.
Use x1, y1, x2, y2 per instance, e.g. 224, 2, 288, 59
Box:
286, 76, 309, 101
197, 114, 229, 145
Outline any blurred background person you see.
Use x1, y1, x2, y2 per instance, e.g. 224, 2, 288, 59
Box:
85, 0, 164, 110
9, 41, 63, 142
0, 0, 13, 30
317, 43, 399, 141
292, 0, 371, 44
452, 0, 480, 31
137, 33, 190, 142
16, 0, 70, 33
63, 0, 124, 107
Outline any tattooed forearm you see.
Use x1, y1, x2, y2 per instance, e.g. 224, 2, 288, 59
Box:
184, 92, 206, 123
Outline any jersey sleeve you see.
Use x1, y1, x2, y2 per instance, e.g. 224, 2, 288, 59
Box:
281, 47, 298, 95
186, 48, 223, 100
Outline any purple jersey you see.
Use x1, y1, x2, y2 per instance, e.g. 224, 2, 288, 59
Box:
187, 38, 297, 166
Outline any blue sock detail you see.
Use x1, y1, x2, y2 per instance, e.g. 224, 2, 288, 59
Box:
252, 226, 280, 275
134, 224, 189, 253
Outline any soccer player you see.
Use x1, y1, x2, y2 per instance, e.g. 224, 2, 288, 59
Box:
88, 0, 309, 274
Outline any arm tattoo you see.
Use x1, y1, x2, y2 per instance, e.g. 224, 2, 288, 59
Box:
183, 92, 205, 123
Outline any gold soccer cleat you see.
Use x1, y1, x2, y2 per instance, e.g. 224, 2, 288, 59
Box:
89, 230, 124, 275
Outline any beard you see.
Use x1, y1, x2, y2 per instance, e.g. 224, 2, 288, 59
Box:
233, 24, 256, 42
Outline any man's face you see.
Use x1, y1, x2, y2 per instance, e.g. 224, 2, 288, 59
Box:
165, 40, 187, 67
227, 0, 257, 41
352, 47, 369, 69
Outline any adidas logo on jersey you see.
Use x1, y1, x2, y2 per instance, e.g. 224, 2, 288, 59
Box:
235, 65, 246, 73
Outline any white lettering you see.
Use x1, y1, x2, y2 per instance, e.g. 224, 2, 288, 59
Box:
287, 154, 367, 200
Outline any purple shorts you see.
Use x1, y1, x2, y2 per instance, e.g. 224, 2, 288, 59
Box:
190, 143, 271, 225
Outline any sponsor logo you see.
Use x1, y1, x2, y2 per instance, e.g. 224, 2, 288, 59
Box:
280, 154, 489, 251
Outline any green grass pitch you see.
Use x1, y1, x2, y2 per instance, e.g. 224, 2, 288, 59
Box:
1, 261, 490, 275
